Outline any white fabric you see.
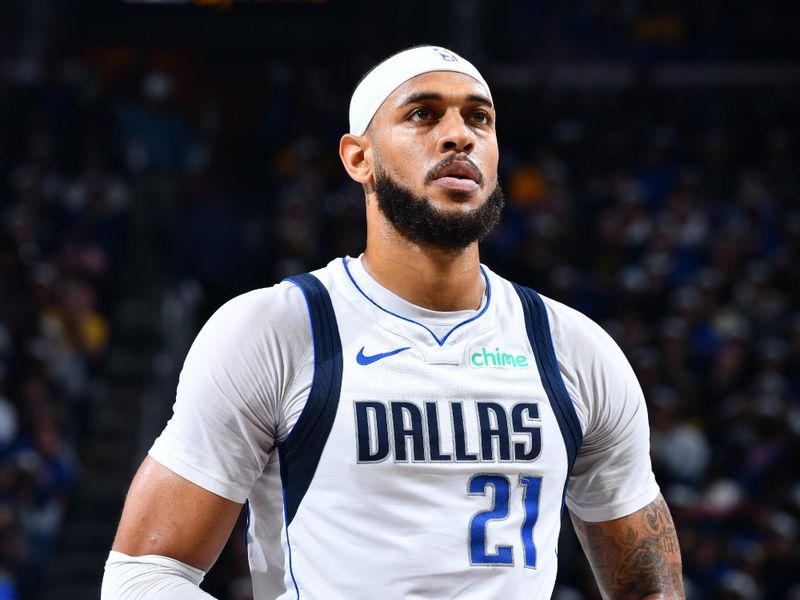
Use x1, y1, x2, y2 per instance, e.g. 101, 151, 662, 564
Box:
149, 256, 659, 598
348, 45, 492, 135
101, 550, 214, 600
150, 281, 311, 503
543, 296, 660, 521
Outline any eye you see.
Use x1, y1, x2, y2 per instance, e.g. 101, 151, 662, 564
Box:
409, 107, 435, 122
470, 109, 492, 126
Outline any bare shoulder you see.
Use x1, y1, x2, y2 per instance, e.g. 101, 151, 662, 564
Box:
570, 494, 685, 599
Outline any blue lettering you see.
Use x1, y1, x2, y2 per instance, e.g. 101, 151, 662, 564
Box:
391, 402, 425, 461
355, 401, 389, 462
477, 402, 511, 461
452, 403, 478, 462
425, 402, 452, 461
512, 404, 541, 461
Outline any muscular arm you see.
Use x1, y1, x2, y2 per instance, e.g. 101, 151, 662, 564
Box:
102, 457, 243, 598
112, 456, 243, 568
570, 494, 684, 600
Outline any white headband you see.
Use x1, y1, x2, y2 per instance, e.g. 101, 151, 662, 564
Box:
348, 45, 492, 136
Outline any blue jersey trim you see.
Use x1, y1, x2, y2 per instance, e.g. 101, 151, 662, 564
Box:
281, 486, 301, 599
512, 284, 583, 483
242, 499, 250, 552
341, 256, 491, 347
279, 273, 343, 525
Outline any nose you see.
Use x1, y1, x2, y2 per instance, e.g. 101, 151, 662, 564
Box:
436, 109, 475, 155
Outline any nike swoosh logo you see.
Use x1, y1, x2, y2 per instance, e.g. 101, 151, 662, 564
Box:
356, 346, 411, 365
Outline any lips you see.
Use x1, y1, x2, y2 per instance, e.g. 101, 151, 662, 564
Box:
430, 160, 483, 192
433, 161, 482, 184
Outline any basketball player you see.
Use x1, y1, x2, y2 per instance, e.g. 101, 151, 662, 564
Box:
102, 46, 684, 599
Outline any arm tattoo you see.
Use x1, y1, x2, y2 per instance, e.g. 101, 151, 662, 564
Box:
570, 494, 684, 599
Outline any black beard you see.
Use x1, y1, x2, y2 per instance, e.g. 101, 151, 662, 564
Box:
373, 170, 505, 250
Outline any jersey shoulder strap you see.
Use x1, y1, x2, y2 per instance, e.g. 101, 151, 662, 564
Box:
279, 272, 343, 524
511, 283, 583, 472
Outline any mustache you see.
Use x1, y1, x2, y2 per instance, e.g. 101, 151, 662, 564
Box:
424, 154, 484, 185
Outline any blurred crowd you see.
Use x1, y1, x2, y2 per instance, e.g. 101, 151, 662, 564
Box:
0, 58, 131, 596
153, 61, 800, 599
489, 0, 798, 62
0, 1, 799, 599
163, 65, 799, 600
487, 87, 800, 599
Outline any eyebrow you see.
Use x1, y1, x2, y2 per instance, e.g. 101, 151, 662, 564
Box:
399, 91, 494, 108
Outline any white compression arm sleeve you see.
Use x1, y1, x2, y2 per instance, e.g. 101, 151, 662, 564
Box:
101, 551, 218, 600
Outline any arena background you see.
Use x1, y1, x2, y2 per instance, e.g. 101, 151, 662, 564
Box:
0, 0, 798, 598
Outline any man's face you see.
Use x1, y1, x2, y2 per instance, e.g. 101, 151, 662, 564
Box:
366, 71, 503, 248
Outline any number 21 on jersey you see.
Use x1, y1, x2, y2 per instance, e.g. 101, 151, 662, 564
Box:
468, 474, 543, 568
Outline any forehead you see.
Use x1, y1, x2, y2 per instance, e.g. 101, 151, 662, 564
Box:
382, 71, 492, 110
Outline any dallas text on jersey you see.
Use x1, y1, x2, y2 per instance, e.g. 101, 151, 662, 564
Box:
355, 400, 541, 463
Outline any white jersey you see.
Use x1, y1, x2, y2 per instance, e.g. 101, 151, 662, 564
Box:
150, 256, 659, 599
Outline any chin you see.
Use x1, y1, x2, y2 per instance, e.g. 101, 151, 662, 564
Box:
429, 187, 484, 209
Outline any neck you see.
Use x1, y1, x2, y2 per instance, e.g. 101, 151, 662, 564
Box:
362, 215, 484, 312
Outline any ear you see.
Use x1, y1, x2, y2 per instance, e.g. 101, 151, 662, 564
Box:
339, 133, 373, 185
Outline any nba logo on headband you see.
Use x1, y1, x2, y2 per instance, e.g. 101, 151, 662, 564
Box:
432, 47, 459, 62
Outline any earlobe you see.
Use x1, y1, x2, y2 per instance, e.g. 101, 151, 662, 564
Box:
339, 134, 372, 185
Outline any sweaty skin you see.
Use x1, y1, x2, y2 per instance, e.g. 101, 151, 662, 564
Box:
112, 456, 241, 571
340, 71, 498, 313
111, 69, 685, 599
